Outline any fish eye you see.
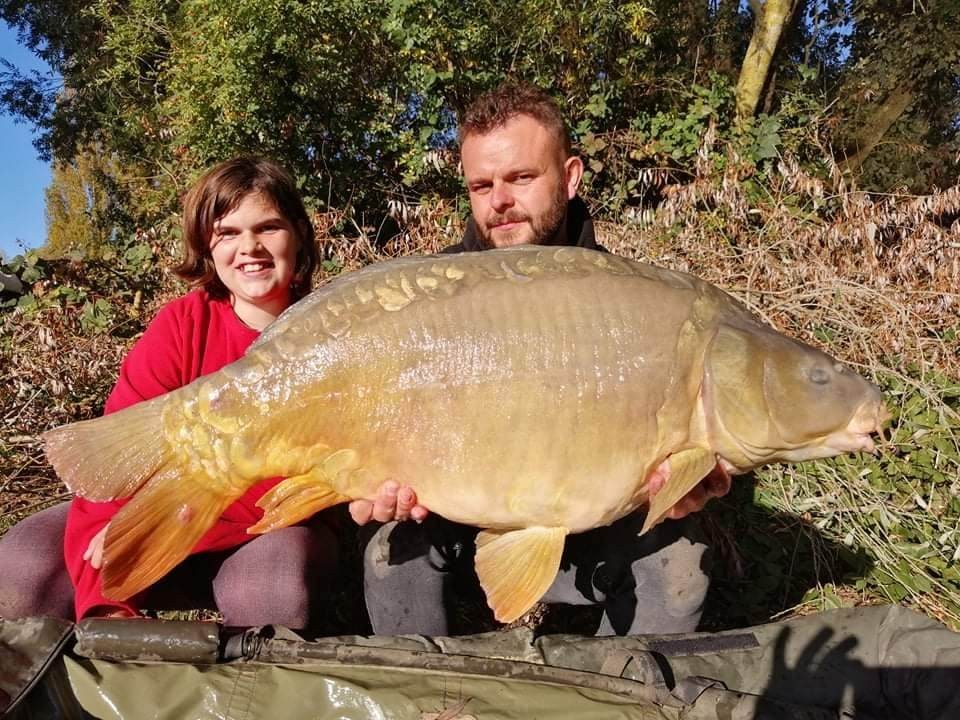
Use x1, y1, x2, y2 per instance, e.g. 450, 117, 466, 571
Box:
809, 367, 831, 385
833, 363, 846, 374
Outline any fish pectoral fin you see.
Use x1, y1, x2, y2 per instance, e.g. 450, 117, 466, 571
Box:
102, 468, 241, 601
475, 526, 567, 623
249, 474, 350, 534
641, 447, 717, 535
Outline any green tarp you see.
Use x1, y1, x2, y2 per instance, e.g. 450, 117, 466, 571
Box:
4, 605, 960, 720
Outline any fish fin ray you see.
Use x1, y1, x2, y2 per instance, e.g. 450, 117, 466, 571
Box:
249, 475, 350, 534
475, 526, 567, 623
101, 468, 241, 600
43, 399, 167, 500
641, 447, 716, 534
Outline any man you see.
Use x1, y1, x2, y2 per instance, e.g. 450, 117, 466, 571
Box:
443, 83, 595, 253
362, 82, 731, 637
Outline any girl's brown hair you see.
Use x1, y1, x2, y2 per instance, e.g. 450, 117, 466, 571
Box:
175, 157, 318, 300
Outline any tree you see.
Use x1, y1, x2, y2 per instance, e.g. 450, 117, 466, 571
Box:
833, 0, 960, 189
44, 149, 117, 258
2, 0, 958, 223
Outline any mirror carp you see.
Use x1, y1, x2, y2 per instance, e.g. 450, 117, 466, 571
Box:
44, 247, 889, 622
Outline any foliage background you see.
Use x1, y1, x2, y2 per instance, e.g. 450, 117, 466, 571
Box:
1, 0, 958, 631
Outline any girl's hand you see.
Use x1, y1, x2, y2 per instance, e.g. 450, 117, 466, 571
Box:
349, 481, 429, 525
83, 523, 110, 569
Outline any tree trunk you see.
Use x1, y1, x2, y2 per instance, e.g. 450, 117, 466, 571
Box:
839, 83, 916, 174
734, 0, 795, 120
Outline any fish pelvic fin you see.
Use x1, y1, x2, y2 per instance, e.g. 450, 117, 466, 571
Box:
641, 447, 717, 534
101, 466, 242, 600
43, 399, 167, 500
475, 526, 567, 623
249, 474, 351, 534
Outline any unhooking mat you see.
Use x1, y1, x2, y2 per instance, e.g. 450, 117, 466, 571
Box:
3, 604, 959, 720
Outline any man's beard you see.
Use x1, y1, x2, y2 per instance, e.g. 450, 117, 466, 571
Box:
477, 185, 568, 249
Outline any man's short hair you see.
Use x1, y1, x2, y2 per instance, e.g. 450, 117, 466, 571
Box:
458, 81, 572, 157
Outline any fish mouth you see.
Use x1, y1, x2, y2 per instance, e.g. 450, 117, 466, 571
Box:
823, 399, 890, 455
823, 431, 877, 454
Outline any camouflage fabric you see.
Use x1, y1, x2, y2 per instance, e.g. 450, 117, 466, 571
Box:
3, 606, 959, 720
0, 617, 79, 719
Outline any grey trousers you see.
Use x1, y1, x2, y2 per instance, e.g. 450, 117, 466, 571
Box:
362, 511, 711, 637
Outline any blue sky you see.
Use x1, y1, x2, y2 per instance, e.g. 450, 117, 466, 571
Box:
0, 24, 53, 262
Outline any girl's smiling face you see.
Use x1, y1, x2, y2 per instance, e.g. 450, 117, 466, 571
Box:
210, 192, 299, 330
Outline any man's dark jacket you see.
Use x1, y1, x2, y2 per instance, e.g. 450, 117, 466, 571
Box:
423, 194, 604, 559
442, 196, 604, 253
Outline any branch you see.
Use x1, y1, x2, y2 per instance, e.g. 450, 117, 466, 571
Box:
839, 82, 917, 173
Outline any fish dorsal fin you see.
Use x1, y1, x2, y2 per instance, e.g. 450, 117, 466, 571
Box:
641, 447, 716, 534
475, 526, 567, 623
101, 467, 241, 600
249, 474, 351, 534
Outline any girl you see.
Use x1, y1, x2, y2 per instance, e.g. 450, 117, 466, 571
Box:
1, 157, 424, 628
68, 156, 324, 623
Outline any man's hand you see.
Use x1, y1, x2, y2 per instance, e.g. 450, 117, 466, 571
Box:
348, 481, 429, 525
83, 523, 110, 569
648, 464, 732, 521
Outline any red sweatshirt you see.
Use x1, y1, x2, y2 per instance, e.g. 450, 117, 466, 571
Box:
65, 289, 283, 619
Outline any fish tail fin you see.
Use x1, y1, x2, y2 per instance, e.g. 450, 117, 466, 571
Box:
43, 399, 168, 500
101, 466, 241, 600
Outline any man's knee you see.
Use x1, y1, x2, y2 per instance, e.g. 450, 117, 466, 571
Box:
362, 520, 397, 580
646, 529, 711, 621
362, 520, 450, 636
628, 518, 710, 629
597, 516, 711, 635
363, 519, 443, 582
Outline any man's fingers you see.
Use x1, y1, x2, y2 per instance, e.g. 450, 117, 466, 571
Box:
91, 526, 107, 569
665, 483, 711, 520
371, 481, 400, 523
395, 487, 416, 522
85, 524, 109, 569
349, 483, 429, 525
410, 505, 429, 523
647, 466, 669, 497
703, 468, 732, 499
348, 499, 375, 526
661, 463, 732, 521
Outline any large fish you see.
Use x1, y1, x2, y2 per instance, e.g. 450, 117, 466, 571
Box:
44, 247, 888, 622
